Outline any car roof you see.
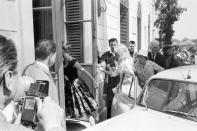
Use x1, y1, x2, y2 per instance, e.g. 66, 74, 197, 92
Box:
150, 65, 197, 82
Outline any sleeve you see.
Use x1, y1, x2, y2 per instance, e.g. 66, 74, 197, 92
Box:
152, 61, 165, 72
175, 57, 183, 67
100, 52, 107, 62
161, 55, 166, 68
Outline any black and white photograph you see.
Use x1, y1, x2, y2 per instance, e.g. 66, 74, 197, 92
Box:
0, 0, 197, 131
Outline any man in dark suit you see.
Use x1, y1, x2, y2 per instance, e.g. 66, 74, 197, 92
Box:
99, 38, 120, 119
148, 40, 166, 68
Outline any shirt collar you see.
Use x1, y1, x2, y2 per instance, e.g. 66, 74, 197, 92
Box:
36, 61, 49, 72
0, 101, 15, 122
109, 50, 115, 56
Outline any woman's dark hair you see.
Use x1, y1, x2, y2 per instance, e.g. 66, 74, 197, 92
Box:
0, 35, 18, 81
35, 39, 56, 60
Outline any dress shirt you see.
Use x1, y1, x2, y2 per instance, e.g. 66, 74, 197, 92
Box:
35, 61, 49, 72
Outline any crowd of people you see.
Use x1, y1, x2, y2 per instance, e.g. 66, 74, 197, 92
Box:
1, 32, 197, 131
97, 38, 197, 120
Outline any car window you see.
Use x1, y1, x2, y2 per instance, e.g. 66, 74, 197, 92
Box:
164, 82, 197, 113
145, 79, 171, 110
119, 76, 134, 98
141, 79, 197, 115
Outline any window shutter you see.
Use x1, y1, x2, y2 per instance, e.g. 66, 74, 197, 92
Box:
65, 0, 83, 62
120, 2, 129, 45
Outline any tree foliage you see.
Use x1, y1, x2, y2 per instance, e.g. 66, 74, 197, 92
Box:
154, 0, 186, 46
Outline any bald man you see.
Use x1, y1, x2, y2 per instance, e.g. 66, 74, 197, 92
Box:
148, 40, 166, 68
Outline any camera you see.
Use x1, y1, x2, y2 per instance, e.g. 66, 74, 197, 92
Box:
20, 80, 49, 127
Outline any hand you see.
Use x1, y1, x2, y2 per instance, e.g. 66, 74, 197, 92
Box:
36, 97, 65, 131
97, 65, 105, 71
112, 87, 119, 94
96, 62, 106, 70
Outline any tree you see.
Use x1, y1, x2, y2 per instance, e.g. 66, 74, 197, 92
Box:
154, 0, 186, 46
182, 37, 189, 42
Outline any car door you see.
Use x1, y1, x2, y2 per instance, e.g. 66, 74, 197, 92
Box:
111, 76, 140, 117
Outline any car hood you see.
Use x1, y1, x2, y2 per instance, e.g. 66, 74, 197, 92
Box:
84, 106, 197, 131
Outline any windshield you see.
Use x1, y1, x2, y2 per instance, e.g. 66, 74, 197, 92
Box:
138, 79, 197, 122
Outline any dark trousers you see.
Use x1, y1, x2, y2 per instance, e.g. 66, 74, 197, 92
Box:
107, 99, 113, 119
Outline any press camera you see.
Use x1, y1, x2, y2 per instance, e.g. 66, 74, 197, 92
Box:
20, 80, 49, 127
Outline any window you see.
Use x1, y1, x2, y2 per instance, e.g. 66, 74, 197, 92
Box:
145, 79, 171, 110
120, 1, 129, 45
33, 0, 53, 44
65, 0, 84, 62
143, 79, 197, 115
163, 81, 197, 113
137, 2, 142, 50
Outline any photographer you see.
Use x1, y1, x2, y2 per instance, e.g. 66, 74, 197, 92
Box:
0, 35, 65, 131
22, 39, 59, 104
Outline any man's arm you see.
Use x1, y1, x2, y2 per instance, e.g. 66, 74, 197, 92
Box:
160, 53, 166, 68
152, 61, 165, 72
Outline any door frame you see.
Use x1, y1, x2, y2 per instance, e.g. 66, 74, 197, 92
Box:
52, 0, 65, 110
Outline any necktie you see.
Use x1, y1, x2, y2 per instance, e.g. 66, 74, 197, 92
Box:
153, 54, 156, 61
152, 53, 155, 61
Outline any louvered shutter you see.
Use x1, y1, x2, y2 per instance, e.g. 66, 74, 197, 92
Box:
65, 0, 83, 62
120, 2, 129, 45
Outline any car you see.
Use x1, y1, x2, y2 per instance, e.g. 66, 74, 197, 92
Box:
66, 118, 91, 131
83, 65, 197, 131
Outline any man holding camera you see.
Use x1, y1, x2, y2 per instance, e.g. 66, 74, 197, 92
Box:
0, 97, 65, 131
22, 39, 59, 104
0, 35, 65, 131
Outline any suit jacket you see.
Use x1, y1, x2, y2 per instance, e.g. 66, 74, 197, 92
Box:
148, 52, 166, 68
22, 62, 59, 104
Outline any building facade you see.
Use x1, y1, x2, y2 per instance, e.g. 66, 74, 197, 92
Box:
0, 0, 35, 76
97, 0, 157, 55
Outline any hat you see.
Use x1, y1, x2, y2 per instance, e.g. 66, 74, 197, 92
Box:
137, 49, 148, 57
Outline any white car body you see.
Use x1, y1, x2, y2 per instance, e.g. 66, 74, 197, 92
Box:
84, 106, 197, 131
84, 65, 197, 131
